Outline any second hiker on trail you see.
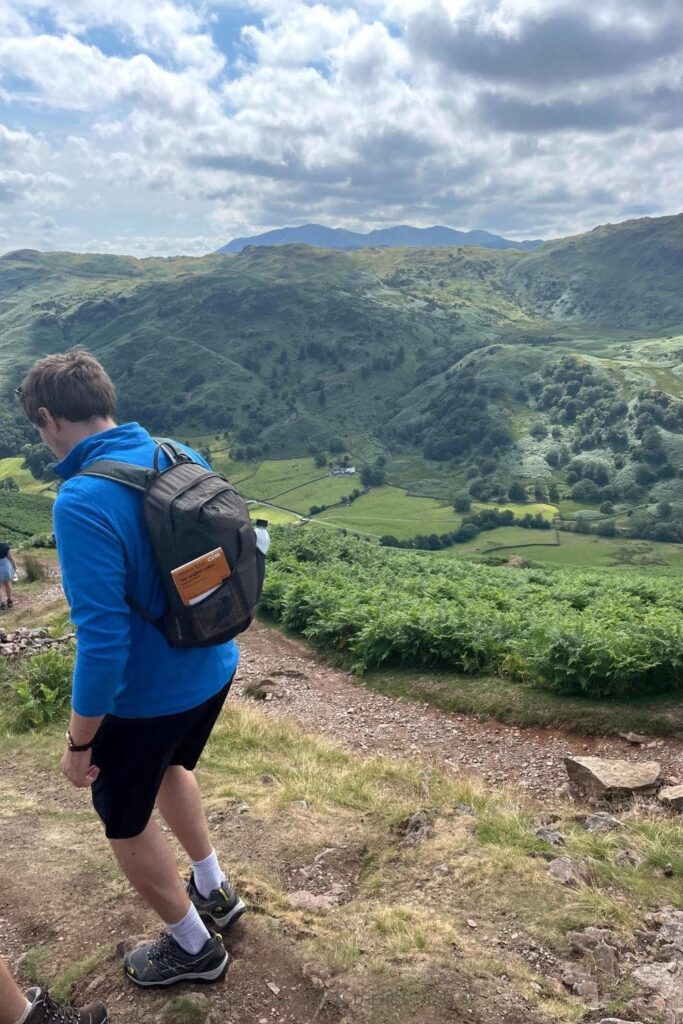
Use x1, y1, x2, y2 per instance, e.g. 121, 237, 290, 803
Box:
16, 349, 251, 988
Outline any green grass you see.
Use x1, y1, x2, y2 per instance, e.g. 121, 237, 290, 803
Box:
313, 485, 462, 539
162, 996, 210, 1024
248, 502, 300, 525
361, 667, 683, 736
557, 499, 601, 518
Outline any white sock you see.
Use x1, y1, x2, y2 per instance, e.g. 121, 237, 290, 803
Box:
192, 849, 225, 899
14, 998, 32, 1024
167, 904, 211, 955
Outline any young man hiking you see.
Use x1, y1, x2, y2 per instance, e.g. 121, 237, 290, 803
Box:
17, 350, 245, 987
0, 956, 106, 1024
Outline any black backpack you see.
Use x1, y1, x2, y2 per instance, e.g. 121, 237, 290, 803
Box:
78, 439, 265, 648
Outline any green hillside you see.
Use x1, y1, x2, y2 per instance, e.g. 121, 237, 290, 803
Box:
509, 214, 683, 328
0, 492, 54, 543
1, 213, 683, 550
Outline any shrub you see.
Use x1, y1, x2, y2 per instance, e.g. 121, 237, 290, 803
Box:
21, 533, 56, 550
508, 481, 527, 502
528, 610, 683, 698
3, 650, 74, 731
263, 526, 683, 700
22, 554, 48, 583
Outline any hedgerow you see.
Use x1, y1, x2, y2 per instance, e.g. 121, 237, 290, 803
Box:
261, 527, 683, 698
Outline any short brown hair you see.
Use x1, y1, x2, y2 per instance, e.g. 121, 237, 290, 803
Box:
17, 349, 116, 426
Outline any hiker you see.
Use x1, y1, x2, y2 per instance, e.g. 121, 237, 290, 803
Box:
16, 350, 245, 987
0, 956, 106, 1024
0, 540, 17, 610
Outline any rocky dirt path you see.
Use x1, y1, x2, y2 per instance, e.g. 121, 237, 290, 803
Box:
237, 621, 683, 804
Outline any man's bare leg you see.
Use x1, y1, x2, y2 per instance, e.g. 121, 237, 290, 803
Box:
0, 958, 29, 1024
109, 818, 192, 924
155, 765, 243, 925
156, 765, 212, 862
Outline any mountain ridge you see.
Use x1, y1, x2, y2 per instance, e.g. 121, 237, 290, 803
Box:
217, 222, 545, 254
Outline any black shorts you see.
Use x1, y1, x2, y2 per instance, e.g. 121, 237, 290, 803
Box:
90, 679, 233, 840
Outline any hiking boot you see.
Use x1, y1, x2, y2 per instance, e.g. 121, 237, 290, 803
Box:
187, 872, 246, 930
24, 987, 107, 1024
124, 931, 229, 987
7, 599, 12, 608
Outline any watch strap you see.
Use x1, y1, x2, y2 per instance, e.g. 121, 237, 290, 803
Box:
66, 730, 92, 753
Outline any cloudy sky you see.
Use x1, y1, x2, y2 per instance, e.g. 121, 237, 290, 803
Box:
0, 0, 681, 256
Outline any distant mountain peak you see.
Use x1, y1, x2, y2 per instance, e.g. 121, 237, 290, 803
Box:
217, 223, 544, 255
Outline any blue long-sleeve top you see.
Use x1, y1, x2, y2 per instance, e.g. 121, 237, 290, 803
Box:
53, 422, 239, 718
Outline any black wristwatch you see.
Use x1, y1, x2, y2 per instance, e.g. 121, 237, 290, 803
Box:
66, 730, 92, 753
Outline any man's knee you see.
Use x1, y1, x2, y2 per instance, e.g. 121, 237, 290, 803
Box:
163, 764, 192, 785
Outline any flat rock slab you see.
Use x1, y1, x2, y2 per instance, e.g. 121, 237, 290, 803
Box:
658, 785, 683, 811
564, 756, 661, 798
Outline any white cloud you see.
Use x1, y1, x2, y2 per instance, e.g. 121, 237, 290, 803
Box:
0, 0, 680, 255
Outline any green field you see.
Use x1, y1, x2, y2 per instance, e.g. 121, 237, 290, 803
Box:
473, 500, 556, 520
276, 475, 361, 514
441, 526, 559, 556
219, 457, 325, 499
248, 503, 300, 525
312, 486, 462, 539
444, 524, 683, 568
0, 458, 53, 495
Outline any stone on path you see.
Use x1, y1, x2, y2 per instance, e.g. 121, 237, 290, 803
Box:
619, 732, 648, 745
658, 785, 683, 811
564, 756, 661, 799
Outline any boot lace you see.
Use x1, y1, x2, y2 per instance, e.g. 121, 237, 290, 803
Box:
36, 991, 83, 1024
147, 931, 179, 967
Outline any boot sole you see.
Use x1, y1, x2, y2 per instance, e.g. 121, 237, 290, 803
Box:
124, 951, 229, 988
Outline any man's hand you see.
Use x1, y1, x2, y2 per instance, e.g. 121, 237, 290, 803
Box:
61, 747, 100, 788
62, 710, 104, 788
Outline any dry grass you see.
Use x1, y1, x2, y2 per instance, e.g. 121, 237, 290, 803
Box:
2, 650, 681, 1020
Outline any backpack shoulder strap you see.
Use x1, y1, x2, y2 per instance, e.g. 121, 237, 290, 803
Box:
77, 460, 155, 492
76, 459, 164, 630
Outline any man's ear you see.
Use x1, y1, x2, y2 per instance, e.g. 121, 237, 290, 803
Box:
36, 406, 57, 430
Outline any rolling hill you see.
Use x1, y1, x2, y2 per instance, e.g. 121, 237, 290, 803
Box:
1, 212, 683, 537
